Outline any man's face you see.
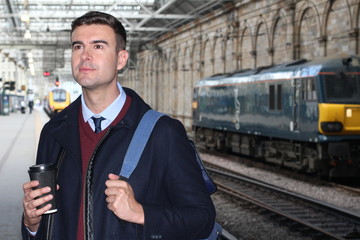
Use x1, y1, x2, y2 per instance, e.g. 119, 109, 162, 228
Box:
71, 24, 128, 90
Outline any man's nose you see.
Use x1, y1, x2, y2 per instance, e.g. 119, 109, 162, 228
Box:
80, 47, 92, 61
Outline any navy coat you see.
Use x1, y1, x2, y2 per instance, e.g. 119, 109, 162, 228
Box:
22, 88, 215, 240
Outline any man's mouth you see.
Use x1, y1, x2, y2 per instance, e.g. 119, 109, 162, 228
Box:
79, 67, 95, 72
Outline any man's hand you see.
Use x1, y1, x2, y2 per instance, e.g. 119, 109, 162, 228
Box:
22, 180, 54, 232
105, 173, 145, 225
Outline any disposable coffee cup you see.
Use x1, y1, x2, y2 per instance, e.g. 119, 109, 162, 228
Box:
28, 164, 57, 214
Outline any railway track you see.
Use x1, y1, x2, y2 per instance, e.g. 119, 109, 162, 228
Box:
208, 165, 360, 240
330, 182, 360, 196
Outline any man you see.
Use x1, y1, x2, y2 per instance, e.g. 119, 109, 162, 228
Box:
21, 11, 215, 240
28, 100, 34, 114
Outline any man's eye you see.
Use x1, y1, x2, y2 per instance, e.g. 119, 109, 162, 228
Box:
94, 45, 103, 49
73, 45, 82, 50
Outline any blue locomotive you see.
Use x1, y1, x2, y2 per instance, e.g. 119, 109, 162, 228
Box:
192, 55, 360, 178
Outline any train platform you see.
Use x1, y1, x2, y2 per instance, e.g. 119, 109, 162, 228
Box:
0, 106, 48, 240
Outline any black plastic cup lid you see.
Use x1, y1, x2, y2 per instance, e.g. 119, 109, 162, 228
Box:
29, 164, 56, 172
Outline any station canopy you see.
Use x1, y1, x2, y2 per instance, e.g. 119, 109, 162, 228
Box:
0, 0, 233, 74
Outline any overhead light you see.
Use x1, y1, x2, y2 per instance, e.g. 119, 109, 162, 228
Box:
24, 29, 31, 39
21, 13, 30, 22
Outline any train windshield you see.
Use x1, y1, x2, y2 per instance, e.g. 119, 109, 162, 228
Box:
52, 89, 67, 102
321, 72, 360, 104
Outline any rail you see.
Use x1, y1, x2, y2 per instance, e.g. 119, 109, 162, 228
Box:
208, 166, 360, 240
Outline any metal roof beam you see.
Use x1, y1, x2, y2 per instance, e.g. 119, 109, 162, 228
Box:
1, 12, 194, 20
4, 0, 20, 30
134, 0, 177, 30
27, 1, 153, 7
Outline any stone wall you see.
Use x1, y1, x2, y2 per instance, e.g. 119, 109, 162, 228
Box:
122, 0, 360, 130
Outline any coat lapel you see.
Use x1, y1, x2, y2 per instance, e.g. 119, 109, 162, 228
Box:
50, 98, 82, 170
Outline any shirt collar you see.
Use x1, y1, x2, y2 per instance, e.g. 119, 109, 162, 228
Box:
81, 82, 126, 125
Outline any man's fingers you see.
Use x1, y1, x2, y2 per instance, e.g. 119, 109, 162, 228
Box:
108, 173, 120, 180
26, 186, 51, 201
105, 174, 125, 188
32, 193, 53, 208
22, 180, 39, 193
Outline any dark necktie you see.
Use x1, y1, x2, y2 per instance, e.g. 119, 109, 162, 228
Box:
91, 116, 105, 133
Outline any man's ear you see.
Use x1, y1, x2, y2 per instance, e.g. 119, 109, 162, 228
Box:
117, 50, 129, 70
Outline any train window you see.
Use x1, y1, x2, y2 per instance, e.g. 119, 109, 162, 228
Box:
302, 78, 317, 101
269, 85, 275, 110
322, 73, 360, 104
308, 78, 316, 100
301, 81, 306, 100
277, 85, 282, 110
269, 84, 282, 111
53, 89, 67, 102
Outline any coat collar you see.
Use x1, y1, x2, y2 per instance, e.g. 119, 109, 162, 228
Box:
46, 87, 151, 164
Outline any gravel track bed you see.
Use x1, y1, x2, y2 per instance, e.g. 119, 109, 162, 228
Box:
202, 152, 360, 240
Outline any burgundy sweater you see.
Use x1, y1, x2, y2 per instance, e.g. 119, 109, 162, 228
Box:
76, 96, 131, 240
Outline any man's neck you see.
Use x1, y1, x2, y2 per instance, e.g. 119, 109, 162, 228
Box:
82, 83, 120, 114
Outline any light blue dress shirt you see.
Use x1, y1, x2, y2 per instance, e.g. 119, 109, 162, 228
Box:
81, 82, 126, 132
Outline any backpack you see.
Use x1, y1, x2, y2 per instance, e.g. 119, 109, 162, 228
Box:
119, 109, 222, 240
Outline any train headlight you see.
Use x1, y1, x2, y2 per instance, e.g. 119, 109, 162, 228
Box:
321, 122, 343, 132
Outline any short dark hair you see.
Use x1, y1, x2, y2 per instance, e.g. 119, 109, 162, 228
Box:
71, 11, 127, 51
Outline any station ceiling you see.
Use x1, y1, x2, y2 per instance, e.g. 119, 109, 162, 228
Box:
0, 0, 233, 75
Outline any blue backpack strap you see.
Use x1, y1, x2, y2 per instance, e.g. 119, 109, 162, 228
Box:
119, 109, 165, 179
119, 109, 221, 239
119, 109, 217, 195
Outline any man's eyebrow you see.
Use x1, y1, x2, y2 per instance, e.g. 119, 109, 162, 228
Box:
71, 41, 83, 46
92, 40, 109, 45
71, 40, 109, 46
